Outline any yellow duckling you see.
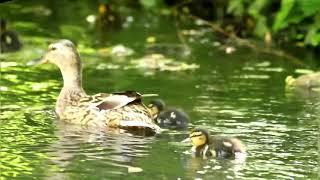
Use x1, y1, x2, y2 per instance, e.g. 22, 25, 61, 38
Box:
183, 128, 246, 159
148, 99, 189, 130
36, 39, 161, 135
96, 2, 121, 31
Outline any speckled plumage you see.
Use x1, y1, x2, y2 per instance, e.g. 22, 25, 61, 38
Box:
38, 39, 161, 135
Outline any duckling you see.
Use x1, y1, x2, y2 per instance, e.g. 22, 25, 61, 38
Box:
148, 99, 189, 130
182, 128, 246, 159
35, 39, 161, 135
96, 1, 121, 31
0, 19, 22, 53
285, 72, 320, 90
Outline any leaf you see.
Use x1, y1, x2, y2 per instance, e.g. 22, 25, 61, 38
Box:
305, 28, 320, 46
304, 14, 320, 46
298, 0, 320, 17
248, 0, 269, 18
246, 0, 270, 37
227, 0, 245, 16
139, 0, 159, 9
254, 17, 269, 37
272, 0, 295, 32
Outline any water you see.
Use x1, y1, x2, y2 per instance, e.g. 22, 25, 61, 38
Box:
1, 1, 319, 179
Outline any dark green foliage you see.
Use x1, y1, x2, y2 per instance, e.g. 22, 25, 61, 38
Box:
160, 0, 320, 47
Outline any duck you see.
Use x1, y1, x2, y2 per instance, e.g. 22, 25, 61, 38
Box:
35, 39, 161, 135
0, 19, 22, 53
148, 99, 189, 130
285, 72, 320, 90
182, 128, 246, 159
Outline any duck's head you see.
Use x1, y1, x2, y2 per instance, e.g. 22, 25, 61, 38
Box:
148, 99, 165, 118
35, 39, 83, 88
37, 39, 81, 70
183, 128, 209, 149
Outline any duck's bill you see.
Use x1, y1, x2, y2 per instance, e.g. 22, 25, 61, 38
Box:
181, 137, 191, 143
26, 57, 47, 66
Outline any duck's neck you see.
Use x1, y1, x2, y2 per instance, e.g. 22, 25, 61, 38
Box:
55, 63, 86, 117
60, 64, 83, 90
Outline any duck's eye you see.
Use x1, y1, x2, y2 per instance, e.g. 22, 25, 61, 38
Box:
49, 46, 57, 51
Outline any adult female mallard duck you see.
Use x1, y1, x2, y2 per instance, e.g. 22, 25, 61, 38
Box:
285, 72, 320, 90
36, 39, 161, 135
148, 99, 189, 130
182, 128, 246, 159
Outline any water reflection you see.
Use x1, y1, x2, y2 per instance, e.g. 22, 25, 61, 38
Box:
183, 156, 246, 179
44, 121, 156, 179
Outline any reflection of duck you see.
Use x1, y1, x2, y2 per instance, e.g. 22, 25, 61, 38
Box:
46, 120, 154, 179
285, 72, 320, 90
0, 19, 22, 53
36, 39, 161, 135
182, 129, 246, 159
148, 99, 189, 130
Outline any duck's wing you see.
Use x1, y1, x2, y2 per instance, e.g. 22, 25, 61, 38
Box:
87, 91, 162, 135
90, 91, 143, 111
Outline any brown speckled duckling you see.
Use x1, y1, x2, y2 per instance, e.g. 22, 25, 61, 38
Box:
0, 19, 22, 53
148, 99, 189, 130
183, 128, 246, 159
37, 39, 161, 135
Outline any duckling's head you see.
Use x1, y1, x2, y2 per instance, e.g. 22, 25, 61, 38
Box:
0, 19, 6, 31
189, 128, 210, 148
285, 76, 296, 86
98, 3, 109, 15
148, 99, 165, 118
39, 39, 81, 70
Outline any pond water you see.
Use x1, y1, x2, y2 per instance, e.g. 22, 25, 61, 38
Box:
1, 1, 319, 179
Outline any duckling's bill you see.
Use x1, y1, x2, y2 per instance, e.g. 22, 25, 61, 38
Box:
181, 137, 191, 143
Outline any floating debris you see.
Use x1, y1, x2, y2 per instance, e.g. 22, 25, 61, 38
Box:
225, 46, 236, 54
111, 44, 134, 57
131, 53, 199, 72
196, 170, 206, 175
128, 166, 143, 173
96, 63, 121, 70
97, 44, 134, 57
